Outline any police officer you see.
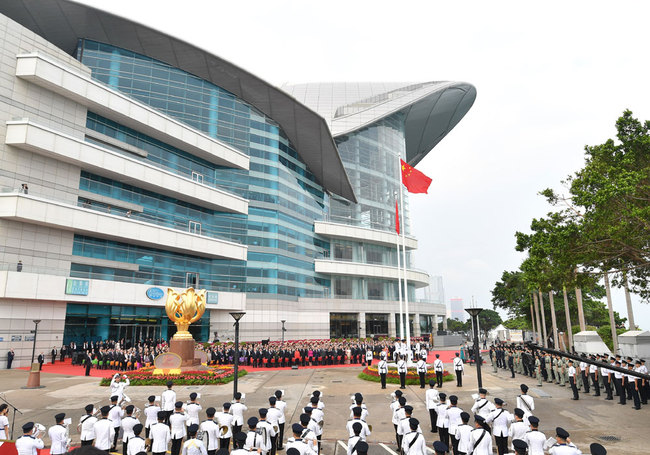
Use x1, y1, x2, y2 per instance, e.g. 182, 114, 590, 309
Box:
548, 427, 580, 454
378, 356, 388, 389
433, 354, 444, 388
397, 355, 407, 389
416, 356, 427, 388
94, 405, 115, 453
15, 422, 44, 455
567, 360, 579, 400
453, 353, 464, 387
151, 411, 171, 455
48, 413, 68, 455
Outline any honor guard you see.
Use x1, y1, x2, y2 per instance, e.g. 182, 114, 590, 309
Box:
401, 418, 426, 455
309, 391, 325, 410
397, 405, 417, 447
144, 396, 161, 439
446, 396, 464, 455
121, 405, 140, 455
231, 432, 249, 455
548, 427, 580, 454
274, 391, 287, 450
349, 393, 367, 421
216, 403, 234, 450
508, 409, 528, 452
471, 389, 495, 420
485, 398, 511, 455
267, 398, 284, 455
15, 422, 44, 455
302, 407, 321, 454
378, 357, 389, 389
244, 417, 262, 454
432, 441, 448, 455
150, 411, 172, 455
298, 414, 318, 454
257, 408, 276, 455
108, 395, 124, 451
346, 423, 363, 455
286, 424, 316, 455
94, 406, 116, 453
416, 357, 428, 388
453, 353, 464, 387
79, 404, 98, 446
110, 373, 130, 403
516, 384, 535, 423
433, 355, 444, 388
347, 407, 371, 440
454, 412, 472, 455
365, 348, 373, 366
48, 413, 68, 455
183, 424, 208, 455
185, 393, 202, 427
435, 394, 449, 448
127, 424, 146, 455
161, 381, 177, 425
523, 416, 545, 455
231, 393, 248, 436
425, 380, 440, 433
467, 416, 492, 455
199, 407, 220, 455
397, 356, 408, 389
170, 401, 189, 455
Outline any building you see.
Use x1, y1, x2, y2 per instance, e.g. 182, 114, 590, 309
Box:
0, 0, 475, 367
449, 297, 467, 323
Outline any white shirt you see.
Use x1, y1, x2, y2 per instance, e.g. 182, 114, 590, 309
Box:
184, 402, 202, 426
397, 359, 407, 373
508, 421, 529, 448
445, 406, 464, 435
15, 435, 44, 455
110, 377, 130, 402
0, 415, 9, 438
127, 436, 146, 455
516, 394, 535, 419
548, 442, 582, 454
231, 402, 247, 426
435, 403, 448, 429
48, 424, 68, 455
170, 412, 188, 439
416, 360, 427, 373
79, 414, 97, 441
366, 350, 373, 360
298, 427, 317, 452
486, 408, 512, 437
569, 366, 577, 378
93, 419, 115, 450
378, 360, 388, 374
108, 405, 124, 428
287, 438, 317, 455
267, 407, 283, 431
161, 389, 177, 412
121, 416, 140, 442
453, 357, 464, 371
216, 412, 234, 439
425, 389, 440, 409
454, 424, 473, 453
257, 420, 276, 453
182, 438, 208, 455
276, 400, 287, 424
401, 431, 426, 455
150, 422, 171, 453
399, 419, 422, 437
433, 359, 443, 372
346, 419, 371, 440
244, 430, 262, 452
310, 409, 324, 436
392, 406, 406, 426
145, 404, 161, 428
349, 404, 368, 422
468, 428, 492, 455
471, 398, 495, 419
524, 429, 546, 455
199, 420, 220, 451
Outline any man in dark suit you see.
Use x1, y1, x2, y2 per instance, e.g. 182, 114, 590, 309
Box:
7, 349, 14, 369
51, 347, 57, 364
38, 352, 44, 370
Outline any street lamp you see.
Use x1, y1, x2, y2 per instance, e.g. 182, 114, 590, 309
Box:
230, 312, 246, 397
30, 319, 41, 364
465, 308, 483, 388
25, 319, 42, 389
281, 320, 286, 343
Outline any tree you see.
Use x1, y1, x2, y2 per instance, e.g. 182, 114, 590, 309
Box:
477, 309, 502, 335
446, 318, 468, 333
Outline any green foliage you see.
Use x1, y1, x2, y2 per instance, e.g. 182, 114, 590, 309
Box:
597, 325, 627, 351
446, 318, 468, 333
357, 372, 454, 385
503, 317, 530, 330
478, 309, 502, 333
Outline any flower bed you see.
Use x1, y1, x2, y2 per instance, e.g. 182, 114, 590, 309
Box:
99, 366, 246, 386
358, 366, 454, 385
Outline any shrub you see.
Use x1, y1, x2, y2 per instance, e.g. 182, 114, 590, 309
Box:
359, 366, 454, 385
99, 366, 246, 386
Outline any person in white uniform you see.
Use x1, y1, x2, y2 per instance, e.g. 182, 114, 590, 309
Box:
199, 407, 220, 455
161, 381, 177, 425
433, 355, 444, 388
244, 417, 263, 453
471, 388, 495, 419
48, 413, 69, 455
425, 380, 440, 433
127, 424, 146, 455
516, 384, 535, 424
435, 393, 449, 448
286, 423, 317, 455
346, 408, 370, 440
454, 412, 473, 455
416, 357, 428, 388
508, 408, 529, 452
121, 405, 140, 455
453, 353, 464, 387
79, 404, 97, 446
445, 395, 464, 455
93, 406, 116, 453
15, 422, 44, 455
231, 392, 247, 436
217, 403, 234, 450
467, 416, 492, 455
110, 374, 130, 403
108, 395, 124, 451
144, 395, 161, 440
257, 409, 276, 455
401, 418, 427, 455
150, 411, 171, 455
523, 416, 546, 455
345, 423, 363, 455
547, 427, 582, 454
485, 398, 512, 455
183, 424, 208, 455
170, 401, 189, 455
0, 403, 10, 440
273, 391, 287, 450
185, 393, 202, 427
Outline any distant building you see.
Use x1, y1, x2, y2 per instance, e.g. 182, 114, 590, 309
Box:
450, 297, 466, 322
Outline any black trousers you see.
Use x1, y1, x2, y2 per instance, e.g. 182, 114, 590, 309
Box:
451, 435, 460, 455
591, 373, 600, 396
208, 450, 216, 455
270, 436, 277, 455
582, 372, 590, 393
123, 440, 129, 455
419, 372, 425, 388
494, 435, 508, 455
113, 427, 120, 450
399, 372, 406, 389
436, 371, 443, 387
455, 370, 462, 387
569, 377, 579, 399
81, 440, 93, 446
219, 438, 230, 451
277, 422, 285, 449
380, 373, 387, 389
428, 408, 438, 432
233, 425, 242, 436
616, 379, 626, 404
171, 437, 183, 455
438, 427, 449, 448
628, 382, 641, 409
604, 379, 613, 399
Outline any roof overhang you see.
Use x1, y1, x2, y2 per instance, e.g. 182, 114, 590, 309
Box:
0, 0, 357, 202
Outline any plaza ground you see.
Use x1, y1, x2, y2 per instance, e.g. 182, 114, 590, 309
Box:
1, 356, 646, 454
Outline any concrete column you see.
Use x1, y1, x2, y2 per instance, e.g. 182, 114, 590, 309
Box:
442, 315, 448, 331
359, 312, 366, 338
388, 313, 397, 337
413, 313, 421, 337
96, 316, 110, 340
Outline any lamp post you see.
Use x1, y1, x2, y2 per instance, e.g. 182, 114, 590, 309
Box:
230, 312, 246, 397
465, 308, 483, 388
25, 319, 42, 389
30, 320, 41, 364
281, 320, 286, 343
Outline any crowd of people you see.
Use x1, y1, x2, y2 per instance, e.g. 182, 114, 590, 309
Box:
489, 343, 649, 410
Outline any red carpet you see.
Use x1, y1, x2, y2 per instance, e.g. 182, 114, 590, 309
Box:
17, 349, 484, 378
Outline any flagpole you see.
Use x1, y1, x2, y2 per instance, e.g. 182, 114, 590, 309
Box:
398, 153, 412, 363
395, 192, 405, 342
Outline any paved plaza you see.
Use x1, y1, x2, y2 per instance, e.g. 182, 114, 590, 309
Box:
1, 358, 646, 454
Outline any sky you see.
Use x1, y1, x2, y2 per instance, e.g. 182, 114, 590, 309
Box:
79, 0, 650, 330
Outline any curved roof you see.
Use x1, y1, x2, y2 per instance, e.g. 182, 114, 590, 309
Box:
283, 82, 476, 165
0, 0, 357, 202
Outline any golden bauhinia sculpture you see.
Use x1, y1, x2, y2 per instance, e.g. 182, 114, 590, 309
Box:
165, 288, 207, 340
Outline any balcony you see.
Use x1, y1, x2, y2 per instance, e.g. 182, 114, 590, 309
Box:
15, 52, 249, 170
314, 220, 418, 249
314, 258, 430, 288
0, 194, 247, 260
5, 120, 248, 214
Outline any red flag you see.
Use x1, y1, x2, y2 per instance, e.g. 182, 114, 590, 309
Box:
395, 200, 400, 234
400, 159, 432, 194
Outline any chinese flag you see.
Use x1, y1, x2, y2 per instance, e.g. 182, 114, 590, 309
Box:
400, 159, 432, 194
395, 200, 400, 234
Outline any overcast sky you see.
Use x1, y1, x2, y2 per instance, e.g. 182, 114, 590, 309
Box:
80, 0, 650, 330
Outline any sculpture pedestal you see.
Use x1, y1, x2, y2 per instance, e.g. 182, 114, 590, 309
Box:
170, 338, 200, 367
24, 363, 44, 389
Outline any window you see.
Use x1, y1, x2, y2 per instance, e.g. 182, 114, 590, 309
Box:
186, 272, 199, 288
334, 243, 353, 261
191, 172, 204, 184
189, 220, 201, 235
334, 277, 352, 297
